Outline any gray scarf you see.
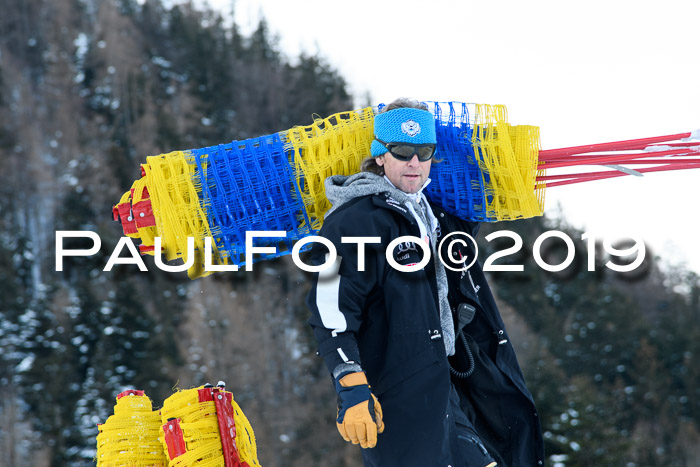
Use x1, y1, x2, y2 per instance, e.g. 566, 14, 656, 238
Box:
324, 173, 456, 356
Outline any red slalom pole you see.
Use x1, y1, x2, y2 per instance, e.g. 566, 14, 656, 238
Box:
597, 158, 700, 165
539, 148, 694, 169
538, 132, 692, 160
540, 162, 700, 187
537, 163, 700, 182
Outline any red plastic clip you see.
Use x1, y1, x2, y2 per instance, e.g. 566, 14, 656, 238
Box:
198, 386, 247, 467
116, 389, 145, 399
133, 198, 156, 228
213, 389, 242, 467
162, 418, 187, 460
115, 201, 138, 235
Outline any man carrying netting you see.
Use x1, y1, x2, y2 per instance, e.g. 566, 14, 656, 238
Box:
306, 98, 544, 466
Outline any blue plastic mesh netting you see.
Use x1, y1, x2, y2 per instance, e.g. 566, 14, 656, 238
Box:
190, 133, 310, 265
424, 102, 487, 220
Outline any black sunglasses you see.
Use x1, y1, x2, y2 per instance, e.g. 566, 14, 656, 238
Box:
376, 139, 436, 162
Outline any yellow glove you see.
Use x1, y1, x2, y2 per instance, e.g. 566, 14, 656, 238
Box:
334, 371, 385, 448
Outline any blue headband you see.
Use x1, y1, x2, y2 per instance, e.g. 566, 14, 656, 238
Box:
370, 107, 437, 157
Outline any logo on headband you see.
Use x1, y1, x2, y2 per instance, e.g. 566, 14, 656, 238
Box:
401, 120, 421, 137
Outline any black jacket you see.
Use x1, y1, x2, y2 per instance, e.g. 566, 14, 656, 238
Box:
307, 191, 544, 466
433, 203, 545, 466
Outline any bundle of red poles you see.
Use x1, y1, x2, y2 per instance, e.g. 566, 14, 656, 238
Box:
537, 131, 700, 188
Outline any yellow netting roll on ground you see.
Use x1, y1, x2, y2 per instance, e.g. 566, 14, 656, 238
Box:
285, 106, 376, 230
472, 104, 545, 220
96, 392, 167, 466
160, 386, 260, 467
231, 399, 259, 465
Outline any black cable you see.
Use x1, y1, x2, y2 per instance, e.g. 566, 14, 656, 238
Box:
449, 330, 475, 379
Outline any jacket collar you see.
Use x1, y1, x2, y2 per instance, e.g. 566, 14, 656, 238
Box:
371, 192, 418, 225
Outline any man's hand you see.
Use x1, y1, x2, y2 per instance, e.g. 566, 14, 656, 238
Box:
335, 371, 384, 448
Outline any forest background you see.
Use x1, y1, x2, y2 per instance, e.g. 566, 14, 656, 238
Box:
1, 0, 700, 466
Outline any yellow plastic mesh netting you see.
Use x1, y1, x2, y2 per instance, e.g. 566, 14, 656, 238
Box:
159, 386, 260, 467
472, 104, 545, 220
96, 391, 168, 466
285, 106, 376, 231
142, 150, 228, 278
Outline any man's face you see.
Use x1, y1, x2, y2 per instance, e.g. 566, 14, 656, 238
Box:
376, 152, 432, 194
